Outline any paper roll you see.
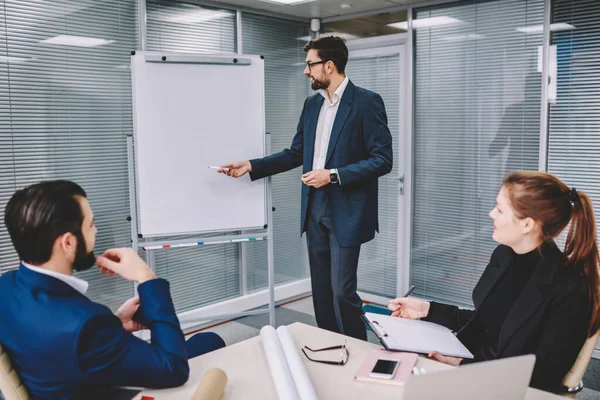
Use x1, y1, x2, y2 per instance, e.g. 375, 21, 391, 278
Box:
190, 368, 228, 400
260, 326, 300, 400
276, 326, 318, 400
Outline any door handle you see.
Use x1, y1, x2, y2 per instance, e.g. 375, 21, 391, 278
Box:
395, 174, 405, 195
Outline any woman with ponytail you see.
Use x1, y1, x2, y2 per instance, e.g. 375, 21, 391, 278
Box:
389, 171, 600, 393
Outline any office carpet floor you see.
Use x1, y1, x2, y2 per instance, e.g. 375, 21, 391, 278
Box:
200, 296, 600, 400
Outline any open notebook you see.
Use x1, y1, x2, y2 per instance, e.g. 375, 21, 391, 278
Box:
362, 312, 474, 359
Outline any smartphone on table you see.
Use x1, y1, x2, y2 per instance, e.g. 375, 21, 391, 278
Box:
369, 358, 400, 379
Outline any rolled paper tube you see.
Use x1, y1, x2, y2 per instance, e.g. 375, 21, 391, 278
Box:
260, 326, 300, 400
276, 326, 318, 400
190, 368, 228, 400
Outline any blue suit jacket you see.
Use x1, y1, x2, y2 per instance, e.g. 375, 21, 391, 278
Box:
250, 81, 393, 247
0, 265, 189, 399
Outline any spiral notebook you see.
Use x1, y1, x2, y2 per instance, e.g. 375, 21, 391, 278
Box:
361, 312, 474, 359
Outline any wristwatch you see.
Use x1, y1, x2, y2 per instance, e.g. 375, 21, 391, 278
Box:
329, 169, 339, 184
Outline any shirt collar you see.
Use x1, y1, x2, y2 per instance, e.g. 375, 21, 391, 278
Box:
319, 76, 349, 106
22, 262, 89, 295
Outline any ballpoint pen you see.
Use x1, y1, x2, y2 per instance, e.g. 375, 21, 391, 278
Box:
403, 285, 416, 297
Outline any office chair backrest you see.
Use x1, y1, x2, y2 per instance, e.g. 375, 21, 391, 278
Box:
0, 344, 29, 400
561, 331, 600, 396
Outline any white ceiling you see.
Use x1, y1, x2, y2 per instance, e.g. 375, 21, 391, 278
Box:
212, 0, 414, 19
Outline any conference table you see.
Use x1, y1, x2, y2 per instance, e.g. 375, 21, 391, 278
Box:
135, 322, 564, 399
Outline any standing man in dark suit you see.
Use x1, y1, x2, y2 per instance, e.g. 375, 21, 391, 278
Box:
220, 36, 393, 340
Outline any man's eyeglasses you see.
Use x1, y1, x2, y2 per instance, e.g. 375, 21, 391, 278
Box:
301, 339, 349, 366
306, 60, 328, 71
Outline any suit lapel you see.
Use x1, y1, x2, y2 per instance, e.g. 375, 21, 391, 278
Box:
324, 81, 355, 166
306, 95, 324, 170
497, 242, 561, 354
473, 248, 514, 308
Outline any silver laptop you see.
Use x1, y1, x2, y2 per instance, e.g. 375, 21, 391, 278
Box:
403, 355, 536, 400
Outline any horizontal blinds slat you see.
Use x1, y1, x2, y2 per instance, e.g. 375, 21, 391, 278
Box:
413, 0, 543, 307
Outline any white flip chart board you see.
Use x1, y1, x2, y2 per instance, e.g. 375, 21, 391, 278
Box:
131, 52, 266, 236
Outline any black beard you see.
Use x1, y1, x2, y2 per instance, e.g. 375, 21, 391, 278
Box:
73, 252, 96, 272
311, 78, 329, 91
72, 232, 96, 272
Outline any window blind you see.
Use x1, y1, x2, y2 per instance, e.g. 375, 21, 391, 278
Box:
547, 1, 600, 259
241, 12, 311, 291
345, 54, 400, 298
0, 0, 138, 311
412, 0, 543, 307
146, 0, 236, 54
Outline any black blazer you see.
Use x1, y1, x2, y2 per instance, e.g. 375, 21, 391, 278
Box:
425, 242, 592, 392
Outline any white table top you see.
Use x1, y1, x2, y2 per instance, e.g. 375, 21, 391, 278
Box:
136, 322, 564, 400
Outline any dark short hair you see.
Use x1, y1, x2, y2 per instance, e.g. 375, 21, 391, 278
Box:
4, 180, 87, 265
304, 36, 349, 74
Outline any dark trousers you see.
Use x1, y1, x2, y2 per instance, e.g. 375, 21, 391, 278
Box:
306, 189, 367, 340
185, 332, 225, 359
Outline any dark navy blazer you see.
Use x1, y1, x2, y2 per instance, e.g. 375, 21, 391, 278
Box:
250, 80, 393, 247
0, 265, 189, 399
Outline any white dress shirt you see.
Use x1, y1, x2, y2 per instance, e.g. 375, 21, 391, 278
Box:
22, 261, 89, 295
312, 76, 350, 181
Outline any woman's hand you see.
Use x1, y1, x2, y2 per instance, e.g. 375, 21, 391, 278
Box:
427, 351, 462, 367
388, 297, 431, 319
